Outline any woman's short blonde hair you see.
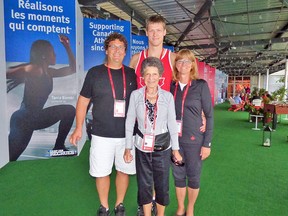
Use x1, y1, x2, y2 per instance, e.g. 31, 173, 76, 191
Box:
173, 49, 199, 82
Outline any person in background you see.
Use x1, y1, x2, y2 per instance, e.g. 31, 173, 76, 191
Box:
262, 91, 273, 101
70, 32, 137, 216
244, 85, 251, 94
171, 49, 214, 216
240, 92, 246, 101
124, 57, 182, 216
250, 92, 261, 102
233, 93, 242, 104
7, 35, 76, 161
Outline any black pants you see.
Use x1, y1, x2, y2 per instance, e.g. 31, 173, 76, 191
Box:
9, 105, 75, 161
172, 142, 202, 189
135, 148, 171, 206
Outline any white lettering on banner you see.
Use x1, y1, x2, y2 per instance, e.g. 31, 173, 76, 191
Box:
9, 21, 25, 31
27, 24, 72, 34
91, 44, 105, 51
18, 0, 64, 13
131, 46, 147, 55
89, 22, 125, 32
92, 30, 114, 37
49, 149, 77, 157
7, 0, 73, 35
94, 37, 105, 43
132, 39, 144, 45
10, 9, 25, 19
28, 13, 70, 24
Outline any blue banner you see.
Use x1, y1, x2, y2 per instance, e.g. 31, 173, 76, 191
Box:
4, 0, 77, 161
131, 35, 174, 54
4, 0, 76, 64
131, 35, 148, 55
164, 44, 174, 52
83, 18, 131, 71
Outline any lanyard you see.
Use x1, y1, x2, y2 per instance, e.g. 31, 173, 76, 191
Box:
146, 48, 164, 59
173, 81, 191, 120
107, 65, 126, 100
144, 88, 158, 132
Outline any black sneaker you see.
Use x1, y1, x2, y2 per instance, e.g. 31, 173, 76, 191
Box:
97, 205, 110, 216
52, 146, 69, 151
137, 205, 144, 216
152, 200, 157, 216
114, 203, 126, 216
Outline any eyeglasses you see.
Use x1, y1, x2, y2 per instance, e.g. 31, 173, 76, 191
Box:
108, 44, 125, 51
176, 59, 192, 65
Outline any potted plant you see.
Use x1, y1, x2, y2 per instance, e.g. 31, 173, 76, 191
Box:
271, 86, 287, 102
247, 104, 264, 122
271, 77, 288, 102
264, 112, 273, 123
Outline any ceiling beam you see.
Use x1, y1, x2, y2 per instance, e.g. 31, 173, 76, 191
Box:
281, 0, 288, 7
78, 0, 146, 26
181, 37, 288, 50
166, 7, 288, 26
108, 0, 146, 26
175, 0, 212, 47
78, 0, 108, 5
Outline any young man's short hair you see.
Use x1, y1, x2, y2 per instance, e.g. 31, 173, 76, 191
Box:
145, 15, 166, 29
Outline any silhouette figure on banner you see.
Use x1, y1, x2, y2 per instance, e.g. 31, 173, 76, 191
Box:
6, 35, 76, 161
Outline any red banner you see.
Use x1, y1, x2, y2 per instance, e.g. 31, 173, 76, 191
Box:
197, 61, 205, 79
207, 65, 216, 106
196, 60, 215, 106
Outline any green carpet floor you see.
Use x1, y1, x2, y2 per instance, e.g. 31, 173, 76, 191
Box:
1, 102, 288, 216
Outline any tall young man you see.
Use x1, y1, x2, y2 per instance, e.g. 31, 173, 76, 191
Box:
130, 15, 176, 92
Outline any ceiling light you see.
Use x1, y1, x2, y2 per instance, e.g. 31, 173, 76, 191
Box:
103, 12, 110, 20
259, 14, 262, 19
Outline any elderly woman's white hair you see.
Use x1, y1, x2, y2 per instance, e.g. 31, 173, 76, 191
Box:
140, 57, 164, 77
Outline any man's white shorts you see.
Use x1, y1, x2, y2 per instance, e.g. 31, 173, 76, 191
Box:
89, 135, 136, 177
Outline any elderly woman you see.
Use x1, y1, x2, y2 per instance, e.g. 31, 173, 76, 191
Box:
171, 49, 214, 216
124, 57, 182, 216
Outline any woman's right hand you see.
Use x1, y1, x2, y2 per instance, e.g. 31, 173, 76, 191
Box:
172, 150, 183, 163
123, 149, 133, 163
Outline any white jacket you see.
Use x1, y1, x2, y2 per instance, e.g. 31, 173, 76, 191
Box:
125, 86, 179, 152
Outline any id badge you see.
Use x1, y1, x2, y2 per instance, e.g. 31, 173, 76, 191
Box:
142, 133, 155, 152
176, 120, 183, 137
114, 100, 125, 117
